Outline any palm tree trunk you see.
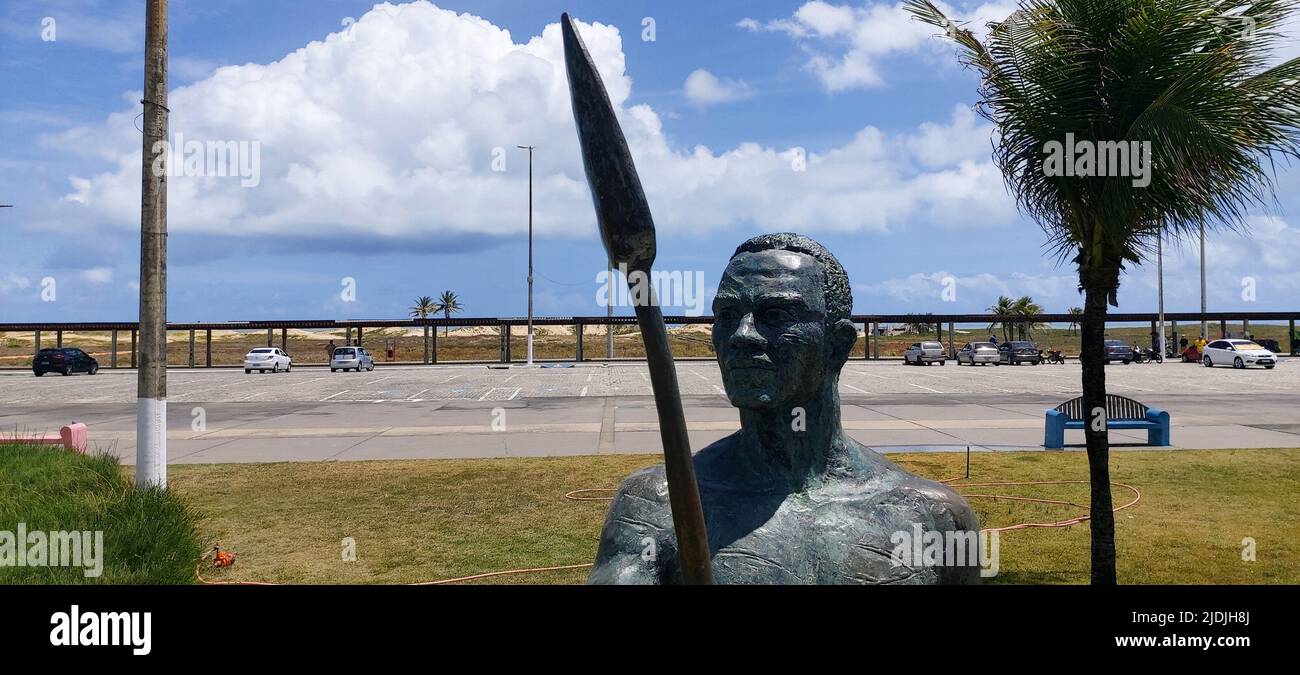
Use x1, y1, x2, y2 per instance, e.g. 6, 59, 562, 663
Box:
1080, 268, 1118, 585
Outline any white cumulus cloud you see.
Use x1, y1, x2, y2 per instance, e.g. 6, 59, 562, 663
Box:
741, 1, 1018, 91
80, 267, 114, 284
683, 69, 754, 107
39, 1, 1014, 250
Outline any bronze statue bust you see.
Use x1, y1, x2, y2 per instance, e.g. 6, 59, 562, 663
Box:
588, 233, 981, 584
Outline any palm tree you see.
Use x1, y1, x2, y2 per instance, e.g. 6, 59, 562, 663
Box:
986, 295, 1016, 342
409, 295, 437, 320
1013, 296, 1045, 341
909, 0, 1300, 582
433, 290, 463, 336
1067, 307, 1084, 336
908, 0, 1300, 584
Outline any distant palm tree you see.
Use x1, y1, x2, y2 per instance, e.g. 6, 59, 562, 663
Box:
1013, 296, 1045, 341
1067, 307, 1084, 336
986, 296, 1015, 342
434, 290, 463, 336
409, 295, 437, 320
908, 0, 1300, 584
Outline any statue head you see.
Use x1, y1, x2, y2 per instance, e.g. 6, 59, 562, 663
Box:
712, 233, 857, 410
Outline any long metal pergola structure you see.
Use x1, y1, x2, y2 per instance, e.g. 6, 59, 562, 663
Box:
2, 311, 1297, 368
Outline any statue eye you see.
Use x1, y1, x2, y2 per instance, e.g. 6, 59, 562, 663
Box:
760, 308, 793, 323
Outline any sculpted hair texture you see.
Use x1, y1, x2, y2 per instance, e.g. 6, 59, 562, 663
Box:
731, 232, 852, 326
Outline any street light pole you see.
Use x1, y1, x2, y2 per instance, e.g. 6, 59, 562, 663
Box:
607, 262, 614, 358
1157, 229, 1165, 358
517, 145, 534, 365
1200, 220, 1208, 340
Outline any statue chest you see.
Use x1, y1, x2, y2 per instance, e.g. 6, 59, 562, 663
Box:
696, 492, 922, 584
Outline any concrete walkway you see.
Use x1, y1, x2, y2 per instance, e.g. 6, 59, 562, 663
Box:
4, 392, 1297, 465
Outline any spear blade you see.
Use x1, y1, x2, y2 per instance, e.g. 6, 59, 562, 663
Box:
560, 13, 655, 274
561, 13, 713, 585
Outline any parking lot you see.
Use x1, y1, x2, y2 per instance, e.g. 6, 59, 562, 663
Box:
0, 358, 1293, 404
1, 359, 1296, 463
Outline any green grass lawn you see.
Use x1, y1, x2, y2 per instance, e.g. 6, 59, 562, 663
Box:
173, 448, 1300, 585
0, 444, 204, 584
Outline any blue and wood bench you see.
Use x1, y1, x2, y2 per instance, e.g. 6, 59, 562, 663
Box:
1044, 395, 1169, 449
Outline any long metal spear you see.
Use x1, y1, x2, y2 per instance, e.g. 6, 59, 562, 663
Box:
561, 13, 713, 584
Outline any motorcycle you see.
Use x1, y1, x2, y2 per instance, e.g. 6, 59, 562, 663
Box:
1134, 347, 1162, 364
1046, 349, 1066, 364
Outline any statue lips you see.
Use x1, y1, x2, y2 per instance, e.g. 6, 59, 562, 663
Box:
723, 356, 775, 373
722, 358, 778, 403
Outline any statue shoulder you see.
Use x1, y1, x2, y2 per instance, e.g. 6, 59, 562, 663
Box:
886, 472, 981, 531
610, 465, 671, 509
837, 449, 979, 531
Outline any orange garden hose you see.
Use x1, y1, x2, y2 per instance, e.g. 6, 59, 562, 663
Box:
196, 479, 1141, 585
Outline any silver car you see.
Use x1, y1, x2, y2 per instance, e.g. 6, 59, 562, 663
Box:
957, 342, 1000, 365
331, 346, 375, 372
904, 341, 946, 366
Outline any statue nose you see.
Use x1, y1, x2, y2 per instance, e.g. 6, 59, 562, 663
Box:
730, 313, 764, 348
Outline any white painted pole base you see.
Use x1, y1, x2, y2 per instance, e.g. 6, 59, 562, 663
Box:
527, 334, 534, 366
135, 397, 167, 488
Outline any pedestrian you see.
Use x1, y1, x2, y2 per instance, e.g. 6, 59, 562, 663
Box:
326, 340, 337, 363
989, 334, 998, 345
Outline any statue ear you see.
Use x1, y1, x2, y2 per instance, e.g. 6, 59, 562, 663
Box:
829, 318, 857, 365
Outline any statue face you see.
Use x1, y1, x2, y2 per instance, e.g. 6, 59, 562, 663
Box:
712, 249, 832, 410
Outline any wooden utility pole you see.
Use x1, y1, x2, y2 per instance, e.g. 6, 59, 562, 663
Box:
137, 0, 169, 488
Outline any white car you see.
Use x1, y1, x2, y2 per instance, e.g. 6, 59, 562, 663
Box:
331, 346, 375, 372
904, 341, 946, 366
1201, 339, 1278, 369
244, 347, 292, 373
957, 342, 1000, 365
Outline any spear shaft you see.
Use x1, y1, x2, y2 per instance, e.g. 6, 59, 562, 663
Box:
561, 13, 713, 584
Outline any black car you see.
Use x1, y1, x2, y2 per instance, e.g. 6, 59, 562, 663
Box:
1103, 339, 1134, 364
1255, 338, 1282, 354
998, 341, 1041, 365
33, 347, 99, 376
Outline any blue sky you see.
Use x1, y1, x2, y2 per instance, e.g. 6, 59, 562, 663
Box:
2, 0, 1299, 323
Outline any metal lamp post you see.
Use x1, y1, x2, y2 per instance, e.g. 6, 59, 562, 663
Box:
1200, 221, 1208, 340
517, 145, 534, 365
1157, 229, 1165, 358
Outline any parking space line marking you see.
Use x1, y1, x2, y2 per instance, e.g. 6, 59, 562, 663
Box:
909, 382, 944, 393
508, 387, 521, 400
580, 386, 588, 397
320, 390, 348, 401
712, 384, 726, 396
843, 384, 872, 395
406, 388, 431, 401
